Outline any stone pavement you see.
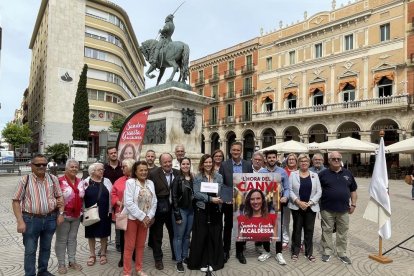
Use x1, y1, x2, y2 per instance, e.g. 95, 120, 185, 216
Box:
1, 173, 413, 276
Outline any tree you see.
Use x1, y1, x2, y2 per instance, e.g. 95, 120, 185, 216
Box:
45, 143, 69, 162
72, 64, 89, 141
1, 122, 32, 157
108, 116, 126, 132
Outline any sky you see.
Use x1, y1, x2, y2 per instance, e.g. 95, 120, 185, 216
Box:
0, 0, 350, 133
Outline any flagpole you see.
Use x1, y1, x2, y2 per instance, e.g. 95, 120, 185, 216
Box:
368, 130, 392, 264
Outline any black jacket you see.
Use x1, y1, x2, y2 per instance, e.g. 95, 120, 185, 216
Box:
171, 175, 193, 221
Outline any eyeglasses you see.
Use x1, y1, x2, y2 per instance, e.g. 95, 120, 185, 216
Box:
330, 158, 342, 162
32, 163, 47, 167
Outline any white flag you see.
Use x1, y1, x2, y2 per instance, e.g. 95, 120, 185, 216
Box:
363, 137, 391, 239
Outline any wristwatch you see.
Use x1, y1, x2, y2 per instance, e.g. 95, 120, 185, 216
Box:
59, 211, 64, 216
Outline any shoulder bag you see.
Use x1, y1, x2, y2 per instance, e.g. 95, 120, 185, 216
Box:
82, 180, 103, 227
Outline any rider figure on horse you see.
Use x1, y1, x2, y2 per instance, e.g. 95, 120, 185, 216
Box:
150, 14, 175, 67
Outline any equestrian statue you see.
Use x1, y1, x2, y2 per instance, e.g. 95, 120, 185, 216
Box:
140, 14, 190, 86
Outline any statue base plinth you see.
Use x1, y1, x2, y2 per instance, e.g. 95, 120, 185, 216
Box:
119, 82, 213, 163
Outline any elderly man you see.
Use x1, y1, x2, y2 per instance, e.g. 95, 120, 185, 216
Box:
319, 151, 357, 264
251, 151, 265, 173
309, 153, 326, 173
172, 144, 186, 170
12, 154, 64, 276
149, 153, 180, 270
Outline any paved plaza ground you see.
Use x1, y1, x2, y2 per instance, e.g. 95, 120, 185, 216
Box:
0, 173, 413, 276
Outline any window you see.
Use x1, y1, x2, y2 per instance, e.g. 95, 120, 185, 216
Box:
212, 85, 218, 99
213, 65, 218, 76
243, 101, 252, 121
229, 60, 234, 70
266, 57, 272, 70
378, 77, 392, 97
263, 97, 273, 112
289, 51, 296, 65
343, 84, 355, 102
246, 55, 253, 67
344, 34, 353, 51
243, 77, 252, 95
227, 81, 235, 98
287, 94, 296, 109
315, 43, 323, 58
210, 106, 218, 125
380, 23, 390, 42
313, 90, 324, 105
198, 70, 204, 80
226, 104, 234, 122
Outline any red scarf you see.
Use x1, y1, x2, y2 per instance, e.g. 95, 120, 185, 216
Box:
64, 175, 82, 217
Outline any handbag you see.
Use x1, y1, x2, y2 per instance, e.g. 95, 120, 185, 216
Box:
82, 203, 100, 226
115, 210, 128, 230
404, 175, 413, 185
156, 198, 170, 214
82, 179, 103, 226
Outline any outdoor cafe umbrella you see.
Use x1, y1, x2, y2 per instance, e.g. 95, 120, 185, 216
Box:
259, 140, 309, 153
385, 137, 414, 154
315, 137, 377, 153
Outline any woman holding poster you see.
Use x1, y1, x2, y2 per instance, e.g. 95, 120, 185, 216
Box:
288, 154, 322, 262
188, 154, 224, 272
237, 189, 276, 262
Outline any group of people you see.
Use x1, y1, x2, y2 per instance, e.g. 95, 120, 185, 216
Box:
12, 143, 358, 276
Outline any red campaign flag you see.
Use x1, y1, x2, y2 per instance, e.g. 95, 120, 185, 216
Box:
116, 106, 151, 162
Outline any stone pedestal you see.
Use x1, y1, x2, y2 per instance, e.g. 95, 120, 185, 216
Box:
119, 81, 213, 163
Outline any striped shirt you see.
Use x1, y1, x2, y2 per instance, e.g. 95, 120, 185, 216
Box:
13, 173, 62, 215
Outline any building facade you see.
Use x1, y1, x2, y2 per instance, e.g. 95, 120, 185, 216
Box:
26, 0, 145, 155
193, 0, 414, 166
190, 38, 259, 159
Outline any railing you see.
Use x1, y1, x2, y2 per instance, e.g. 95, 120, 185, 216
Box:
209, 73, 220, 83
224, 69, 236, 79
209, 118, 218, 125
241, 63, 255, 74
211, 94, 219, 101
225, 116, 235, 123
240, 114, 252, 122
253, 95, 409, 120
241, 87, 254, 96
195, 77, 204, 86
224, 91, 235, 99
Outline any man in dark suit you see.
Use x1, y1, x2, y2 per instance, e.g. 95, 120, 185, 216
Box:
149, 153, 180, 270
219, 141, 253, 264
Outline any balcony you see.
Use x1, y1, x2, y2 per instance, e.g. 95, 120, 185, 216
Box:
194, 77, 204, 87
208, 73, 220, 83
241, 63, 255, 74
210, 94, 219, 102
209, 118, 219, 126
224, 91, 235, 100
240, 114, 252, 122
225, 116, 235, 123
253, 95, 409, 122
241, 87, 254, 97
224, 69, 236, 79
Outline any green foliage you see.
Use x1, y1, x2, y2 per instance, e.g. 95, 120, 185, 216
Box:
1, 123, 32, 150
72, 64, 90, 141
45, 143, 69, 161
108, 116, 126, 132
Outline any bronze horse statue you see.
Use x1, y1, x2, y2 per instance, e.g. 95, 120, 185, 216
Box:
140, 39, 190, 86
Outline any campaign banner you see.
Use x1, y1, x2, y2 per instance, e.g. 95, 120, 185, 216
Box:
233, 173, 282, 242
116, 106, 151, 162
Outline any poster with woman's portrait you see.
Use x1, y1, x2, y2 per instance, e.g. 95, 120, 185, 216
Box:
116, 107, 151, 162
233, 173, 282, 242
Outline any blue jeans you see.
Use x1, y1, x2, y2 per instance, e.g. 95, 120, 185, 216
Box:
22, 214, 57, 276
172, 208, 194, 262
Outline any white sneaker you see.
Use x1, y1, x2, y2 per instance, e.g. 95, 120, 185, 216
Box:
255, 245, 263, 254
275, 253, 287, 265
258, 252, 271, 262
200, 266, 213, 272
